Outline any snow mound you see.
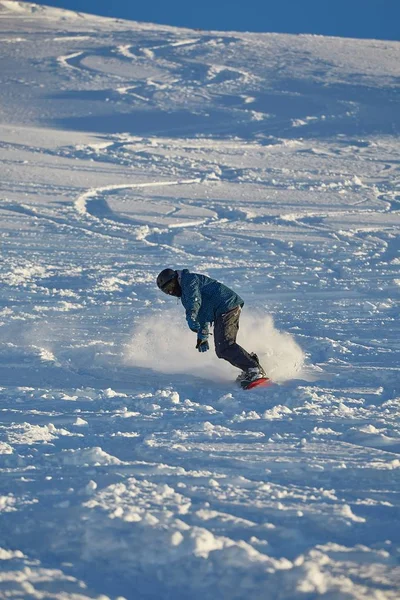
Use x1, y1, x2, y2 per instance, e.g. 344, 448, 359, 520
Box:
80, 478, 292, 597
60, 447, 123, 466
0, 546, 108, 599
5, 422, 73, 445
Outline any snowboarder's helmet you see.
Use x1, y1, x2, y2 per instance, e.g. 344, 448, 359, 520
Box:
157, 268, 177, 294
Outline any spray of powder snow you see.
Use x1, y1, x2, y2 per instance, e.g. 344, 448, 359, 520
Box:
125, 309, 304, 382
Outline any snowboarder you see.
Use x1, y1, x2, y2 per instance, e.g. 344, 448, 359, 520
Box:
156, 268, 269, 389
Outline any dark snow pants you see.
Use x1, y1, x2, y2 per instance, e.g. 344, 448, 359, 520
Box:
213, 306, 259, 372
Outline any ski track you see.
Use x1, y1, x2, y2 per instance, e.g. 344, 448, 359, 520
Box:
0, 3, 399, 600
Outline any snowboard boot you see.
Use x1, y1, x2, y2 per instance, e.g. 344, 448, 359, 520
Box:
236, 353, 266, 385
240, 364, 267, 389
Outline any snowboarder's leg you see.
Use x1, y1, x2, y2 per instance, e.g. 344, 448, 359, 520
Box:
214, 307, 260, 371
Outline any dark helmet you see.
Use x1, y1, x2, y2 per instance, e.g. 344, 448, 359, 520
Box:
156, 268, 181, 296
157, 268, 176, 290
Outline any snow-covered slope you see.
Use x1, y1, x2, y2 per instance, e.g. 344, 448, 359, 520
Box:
0, 2, 399, 599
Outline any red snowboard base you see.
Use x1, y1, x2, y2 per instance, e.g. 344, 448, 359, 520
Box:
243, 377, 273, 390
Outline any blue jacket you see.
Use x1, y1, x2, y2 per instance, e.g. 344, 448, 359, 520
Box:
179, 269, 244, 333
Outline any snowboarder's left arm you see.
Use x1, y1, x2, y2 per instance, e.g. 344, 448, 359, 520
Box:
184, 274, 202, 330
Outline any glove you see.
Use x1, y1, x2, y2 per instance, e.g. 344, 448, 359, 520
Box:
196, 332, 209, 353
186, 315, 200, 333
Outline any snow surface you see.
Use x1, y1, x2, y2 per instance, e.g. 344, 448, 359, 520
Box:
0, 2, 399, 599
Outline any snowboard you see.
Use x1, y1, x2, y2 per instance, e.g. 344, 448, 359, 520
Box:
240, 377, 273, 390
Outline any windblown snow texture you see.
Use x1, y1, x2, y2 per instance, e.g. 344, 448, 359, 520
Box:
0, 2, 399, 599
